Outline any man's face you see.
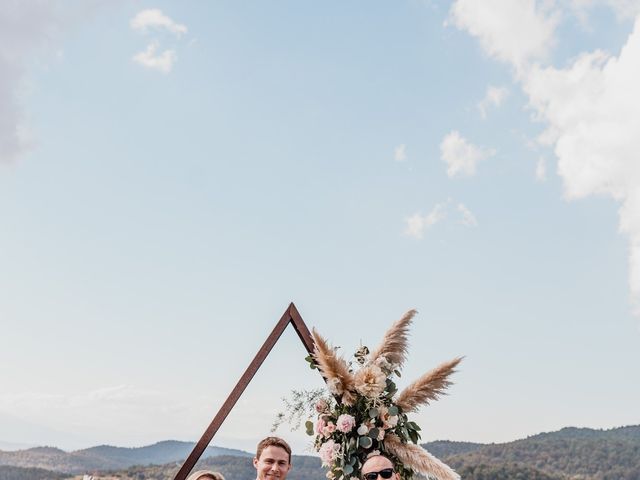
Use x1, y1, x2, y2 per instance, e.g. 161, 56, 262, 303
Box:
253, 445, 291, 480
361, 456, 398, 480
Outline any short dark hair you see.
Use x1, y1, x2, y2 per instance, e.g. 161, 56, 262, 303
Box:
255, 436, 292, 464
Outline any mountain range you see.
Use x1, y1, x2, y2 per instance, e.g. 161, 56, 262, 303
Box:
0, 425, 638, 479
0, 441, 250, 475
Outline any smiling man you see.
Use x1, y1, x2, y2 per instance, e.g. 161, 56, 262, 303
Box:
253, 437, 292, 480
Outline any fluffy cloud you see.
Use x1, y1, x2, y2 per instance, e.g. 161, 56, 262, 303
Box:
478, 85, 509, 118
458, 203, 479, 227
130, 9, 187, 74
570, 0, 640, 20
404, 201, 478, 238
536, 156, 547, 181
521, 18, 640, 309
0, 2, 58, 162
0, 1, 111, 163
452, 0, 640, 313
132, 41, 176, 73
440, 130, 496, 177
394, 144, 407, 162
404, 203, 447, 239
449, 0, 558, 70
130, 9, 187, 37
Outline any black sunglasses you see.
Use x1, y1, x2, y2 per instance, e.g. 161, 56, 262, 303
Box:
363, 468, 394, 480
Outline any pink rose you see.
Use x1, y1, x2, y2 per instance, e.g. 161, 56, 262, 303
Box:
319, 439, 339, 466
322, 422, 336, 437
316, 418, 327, 435
336, 414, 356, 433
315, 399, 329, 413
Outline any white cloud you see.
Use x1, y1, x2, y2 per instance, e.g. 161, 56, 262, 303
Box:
0, 1, 110, 163
0, 2, 58, 162
440, 130, 496, 177
404, 203, 447, 239
453, 0, 640, 314
394, 143, 407, 162
536, 156, 547, 181
449, 0, 559, 71
521, 17, 640, 310
570, 0, 640, 20
132, 41, 177, 73
130, 9, 187, 37
458, 203, 479, 227
478, 85, 510, 118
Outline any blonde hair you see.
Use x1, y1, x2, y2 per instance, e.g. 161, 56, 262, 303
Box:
186, 470, 225, 480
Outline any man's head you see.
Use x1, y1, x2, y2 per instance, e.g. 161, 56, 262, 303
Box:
361, 455, 399, 480
253, 436, 292, 480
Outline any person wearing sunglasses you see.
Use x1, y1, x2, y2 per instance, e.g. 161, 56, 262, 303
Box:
361, 455, 398, 480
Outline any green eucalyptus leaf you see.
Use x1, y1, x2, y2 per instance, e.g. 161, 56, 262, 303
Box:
368, 408, 379, 418
394, 369, 402, 377
343, 465, 354, 475
369, 428, 379, 440
359, 436, 373, 449
348, 437, 356, 451
305, 420, 314, 435
388, 406, 399, 416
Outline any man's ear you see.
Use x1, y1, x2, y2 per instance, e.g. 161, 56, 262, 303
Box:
253, 457, 259, 469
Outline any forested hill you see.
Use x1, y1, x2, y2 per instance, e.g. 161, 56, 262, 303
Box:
1, 425, 639, 479
0, 441, 250, 474
443, 425, 640, 480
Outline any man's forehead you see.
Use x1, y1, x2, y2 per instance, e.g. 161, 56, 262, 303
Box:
362, 455, 393, 472
258, 445, 289, 460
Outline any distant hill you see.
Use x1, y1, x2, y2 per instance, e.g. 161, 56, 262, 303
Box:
2, 425, 639, 480
453, 462, 565, 480
0, 464, 68, 480
421, 440, 485, 458
445, 425, 640, 480
0, 441, 250, 474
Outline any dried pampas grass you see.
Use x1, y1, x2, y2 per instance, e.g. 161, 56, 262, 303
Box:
369, 309, 416, 369
312, 328, 356, 404
385, 434, 460, 480
394, 357, 462, 413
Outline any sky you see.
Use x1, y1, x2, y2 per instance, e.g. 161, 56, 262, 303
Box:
1, 0, 639, 455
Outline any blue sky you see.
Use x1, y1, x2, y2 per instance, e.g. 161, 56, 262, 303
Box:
1, 0, 639, 453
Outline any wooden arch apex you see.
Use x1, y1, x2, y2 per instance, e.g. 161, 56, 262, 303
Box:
174, 302, 315, 480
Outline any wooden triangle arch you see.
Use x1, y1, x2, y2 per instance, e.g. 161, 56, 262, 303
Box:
174, 302, 315, 480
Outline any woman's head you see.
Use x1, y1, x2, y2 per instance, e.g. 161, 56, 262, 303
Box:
186, 470, 225, 480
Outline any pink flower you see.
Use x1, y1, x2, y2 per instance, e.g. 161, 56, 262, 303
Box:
319, 439, 339, 466
315, 399, 329, 413
385, 415, 398, 428
316, 418, 327, 435
336, 414, 356, 433
322, 422, 336, 437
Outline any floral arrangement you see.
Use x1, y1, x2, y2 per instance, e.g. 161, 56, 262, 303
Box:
297, 310, 462, 480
